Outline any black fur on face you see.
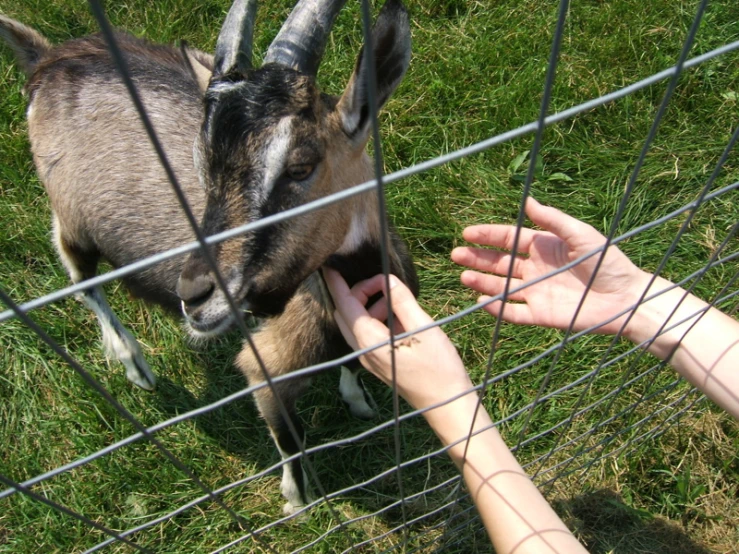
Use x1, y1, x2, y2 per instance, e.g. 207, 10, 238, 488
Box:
185, 64, 339, 317
202, 65, 317, 179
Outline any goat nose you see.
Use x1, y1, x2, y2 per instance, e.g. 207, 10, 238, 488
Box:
177, 273, 215, 307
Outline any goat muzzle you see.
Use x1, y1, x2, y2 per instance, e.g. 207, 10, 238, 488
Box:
176, 273, 215, 310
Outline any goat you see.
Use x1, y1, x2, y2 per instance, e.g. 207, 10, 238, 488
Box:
0, 0, 417, 514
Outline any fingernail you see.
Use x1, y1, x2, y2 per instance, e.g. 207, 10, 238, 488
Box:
388, 275, 400, 289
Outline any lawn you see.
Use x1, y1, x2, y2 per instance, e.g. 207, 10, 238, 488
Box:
0, 0, 737, 552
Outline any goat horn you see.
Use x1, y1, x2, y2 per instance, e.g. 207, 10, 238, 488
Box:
213, 0, 258, 76
264, 0, 347, 76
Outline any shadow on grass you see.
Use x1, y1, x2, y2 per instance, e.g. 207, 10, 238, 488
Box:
558, 489, 713, 554
146, 335, 471, 542
131, 330, 717, 553
427, 487, 717, 553
149, 334, 274, 462
147, 334, 370, 481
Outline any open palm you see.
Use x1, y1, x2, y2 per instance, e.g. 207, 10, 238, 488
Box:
451, 198, 650, 335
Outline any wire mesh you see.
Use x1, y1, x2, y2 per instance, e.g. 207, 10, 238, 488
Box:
0, 0, 737, 552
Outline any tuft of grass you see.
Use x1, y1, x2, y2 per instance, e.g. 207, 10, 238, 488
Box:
0, 0, 738, 552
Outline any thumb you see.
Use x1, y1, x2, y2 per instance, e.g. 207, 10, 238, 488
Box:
384, 275, 433, 331
525, 197, 588, 243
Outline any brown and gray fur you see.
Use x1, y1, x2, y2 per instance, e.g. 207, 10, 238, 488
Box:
0, 0, 416, 514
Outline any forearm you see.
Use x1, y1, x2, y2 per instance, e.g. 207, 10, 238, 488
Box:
424, 394, 587, 554
627, 274, 739, 419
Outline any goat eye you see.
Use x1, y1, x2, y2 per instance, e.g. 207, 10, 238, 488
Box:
287, 164, 314, 181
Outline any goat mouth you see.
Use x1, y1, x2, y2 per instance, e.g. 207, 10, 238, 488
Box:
181, 301, 248, 338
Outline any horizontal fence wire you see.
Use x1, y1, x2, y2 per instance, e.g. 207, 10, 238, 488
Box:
3, 261, 735, 505
2, 41, 739, 324
1, 0, 737, 552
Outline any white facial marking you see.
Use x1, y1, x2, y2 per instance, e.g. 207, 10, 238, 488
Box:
208, 80, 245, 95
260, 116, 294, 202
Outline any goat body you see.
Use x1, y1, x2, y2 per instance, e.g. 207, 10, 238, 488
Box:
0, 0, 417, 514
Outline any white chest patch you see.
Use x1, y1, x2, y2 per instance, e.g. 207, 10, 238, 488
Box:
336, 213, 370, 255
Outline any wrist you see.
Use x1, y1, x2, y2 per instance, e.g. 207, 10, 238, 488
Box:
407, 372, 477, 415
422, 391, 499, 458
624, 274, 708, 357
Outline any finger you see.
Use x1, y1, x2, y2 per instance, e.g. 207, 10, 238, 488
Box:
391, 319, 406, 336
383, 275, 434, 330
333, 310, 359, 350
350, 274, 387, 305
461, 224, 547, 254
478, 296, 536, 326
524, 197, 602, 246
367, 297, 389, 321
367, 299, 407, 334
323, 268, 379, 332
357, 275, 407, 321
460, 270, 527, 301
323, 267, 352, 305
451, 246, 527, 278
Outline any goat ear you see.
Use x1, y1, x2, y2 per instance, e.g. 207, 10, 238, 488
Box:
337, 0, 411, 139
184, 49, 214, 92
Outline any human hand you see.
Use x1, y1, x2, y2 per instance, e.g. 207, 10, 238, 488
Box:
322, 268, 475, 411
451, 198, 652, 335
323, 273, 590, 554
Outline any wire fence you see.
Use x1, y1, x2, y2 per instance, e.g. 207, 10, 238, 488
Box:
0, 0, 737, 552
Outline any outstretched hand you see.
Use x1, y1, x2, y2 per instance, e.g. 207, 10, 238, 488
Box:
451, 198, 651, 335
322, 268, 474, 411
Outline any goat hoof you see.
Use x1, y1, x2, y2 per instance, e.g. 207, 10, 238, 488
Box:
124, 355, 156, 391
349, 402, 377, 420
282, 501, 310, 519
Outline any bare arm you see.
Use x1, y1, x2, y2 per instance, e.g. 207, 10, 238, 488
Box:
625, 276, 739, 419
452, 197, 739, 419
323, 268, 588, 554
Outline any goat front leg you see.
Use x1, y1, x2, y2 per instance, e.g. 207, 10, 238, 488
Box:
53, 215, 155, 390
79, 287, 155, 390
254, 379, 313, 515
236, 325, 315, 515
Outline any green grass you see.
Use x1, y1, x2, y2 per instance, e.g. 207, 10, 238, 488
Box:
1, 0, 738, 552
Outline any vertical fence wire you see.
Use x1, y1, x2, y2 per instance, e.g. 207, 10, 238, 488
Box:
513, 0, 709, 455
0, 284, 270, 549
531, 120, 739, 481
1, 0, 737, 551
547, 222, 739, 492
86, 0, 353, 547
449, 0, 570, 534
470, 0, 569, 456
572, 252, 739, 484
0, 471, 153, 553
358, 0, 408, 530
